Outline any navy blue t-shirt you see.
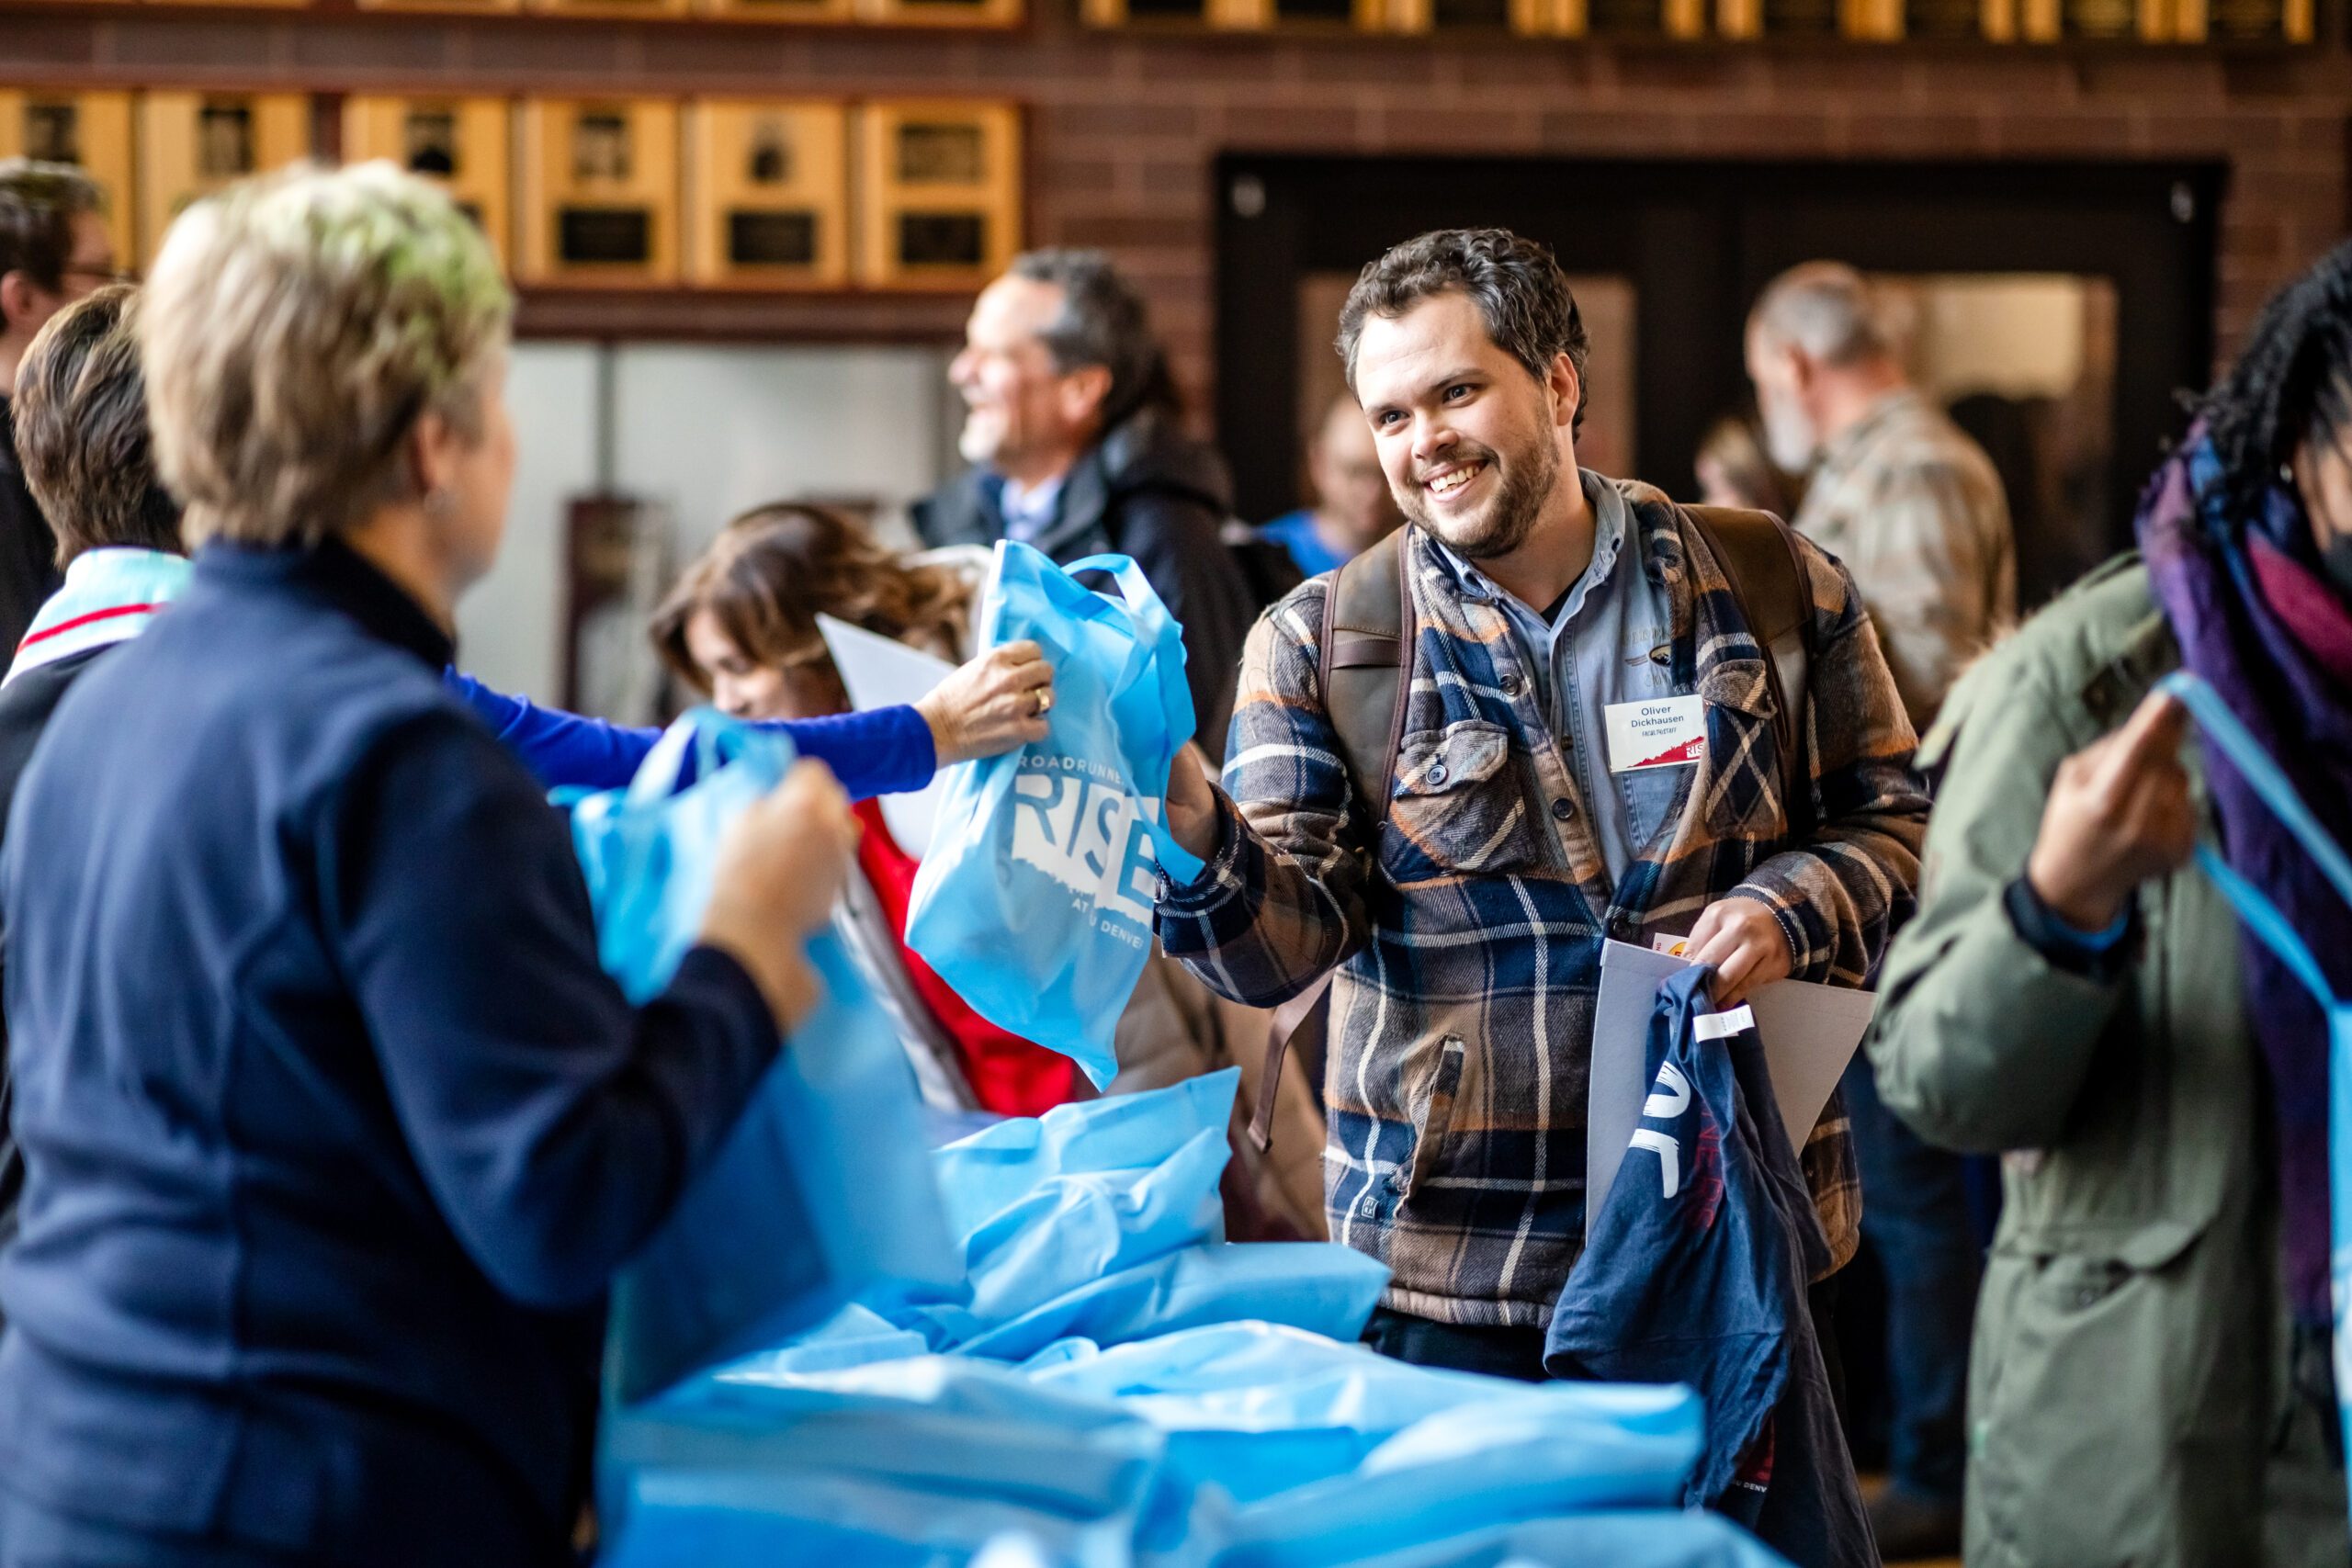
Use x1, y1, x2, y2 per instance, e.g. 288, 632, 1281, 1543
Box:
1546, 964, 1873, 1566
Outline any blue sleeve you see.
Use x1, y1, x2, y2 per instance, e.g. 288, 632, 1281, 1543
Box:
2002, 874, 2135, 983
445, 671, 937, 800
324, 709, 783, 1310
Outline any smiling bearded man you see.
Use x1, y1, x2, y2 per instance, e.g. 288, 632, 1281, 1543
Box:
1157, 229, 1927, 1399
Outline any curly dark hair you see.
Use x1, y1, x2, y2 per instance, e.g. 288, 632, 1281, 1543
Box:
1335, 227, 1590, 436
650, 502, 971, 694
2199, 238, 2352, 526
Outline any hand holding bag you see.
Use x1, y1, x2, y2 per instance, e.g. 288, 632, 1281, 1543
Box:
565, 709, 956, 1403
908, 544, 1204, 1089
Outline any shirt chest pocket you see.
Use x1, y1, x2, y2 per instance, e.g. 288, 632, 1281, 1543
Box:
1618, 761, 1690, 853
1692, 659, 1789, 840
1380, 720, 1542, 886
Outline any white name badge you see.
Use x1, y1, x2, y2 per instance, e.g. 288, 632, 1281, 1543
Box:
1605, 694, 1705, 773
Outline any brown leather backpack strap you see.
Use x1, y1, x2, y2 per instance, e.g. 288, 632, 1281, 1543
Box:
1683, 503, 1816, 836
1317, 525, 1413, 819
1253, 530, 1415, 1151
1249, 974, 1331, 1151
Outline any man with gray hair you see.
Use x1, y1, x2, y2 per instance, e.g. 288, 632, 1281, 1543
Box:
1746, 261, 2016, 730
915, 248, 1256, 758
1746, 259, 2013, 1560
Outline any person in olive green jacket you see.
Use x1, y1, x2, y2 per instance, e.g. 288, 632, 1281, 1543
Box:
1868, 240, 2352, 1568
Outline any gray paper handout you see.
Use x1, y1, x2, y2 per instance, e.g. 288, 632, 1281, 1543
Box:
1585, 938, 1878, 1231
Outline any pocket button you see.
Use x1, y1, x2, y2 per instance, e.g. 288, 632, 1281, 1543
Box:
1499, 673, 1523, 697
1427, 762, 1450, 787
1551, 797, 1577, 821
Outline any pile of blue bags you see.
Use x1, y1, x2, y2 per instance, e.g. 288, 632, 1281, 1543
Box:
563, 578, 1794, 1567
594, 1067, 1786, 1567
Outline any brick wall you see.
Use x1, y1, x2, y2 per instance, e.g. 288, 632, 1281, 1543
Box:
3, 6, 2346, 406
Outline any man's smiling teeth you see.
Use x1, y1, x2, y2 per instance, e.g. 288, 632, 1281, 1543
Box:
1428, 462, 1486, 496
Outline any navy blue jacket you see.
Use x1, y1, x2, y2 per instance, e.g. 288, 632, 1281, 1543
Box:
0, 541, 782, 1564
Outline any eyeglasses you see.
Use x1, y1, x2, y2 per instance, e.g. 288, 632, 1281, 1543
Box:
59, 265, 135, 288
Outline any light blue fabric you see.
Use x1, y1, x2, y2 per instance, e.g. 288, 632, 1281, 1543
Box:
603, 1330, 1713, 1568
909, 544, 1203, 1087
2163, 670, 2352, 1501
932, 1070, 1240, 1239
1028, 1322, 1684, 1526
901, 1070, 1383, 1359
950, 1241, 1390, 1365
1433, 472, 1682, 884
1325, 1511, 1789, 1568
565, 709, 957, 1402
595, 1068, 1765, 1567
599, 1354, 1165, 1568
1207, 1381, 1702, 1568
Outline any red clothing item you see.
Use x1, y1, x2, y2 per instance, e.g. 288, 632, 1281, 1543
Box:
851, 797, 1079, 1117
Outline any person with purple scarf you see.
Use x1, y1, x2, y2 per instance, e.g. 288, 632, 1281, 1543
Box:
1866, 240, 2352, 1566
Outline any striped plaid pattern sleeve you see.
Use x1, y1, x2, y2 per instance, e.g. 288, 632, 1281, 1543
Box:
1727, 534, 1930, 990
1156, 581, 1372, 1008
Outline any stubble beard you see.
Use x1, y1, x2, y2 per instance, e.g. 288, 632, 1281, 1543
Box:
1402, 434, 1563, 563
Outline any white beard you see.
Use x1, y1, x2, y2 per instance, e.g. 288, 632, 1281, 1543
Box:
1758, 394, 1818, 474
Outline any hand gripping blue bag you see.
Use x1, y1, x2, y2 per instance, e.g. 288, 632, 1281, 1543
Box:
2161, 671, 2352, 1506
907, 544, 1204, 1089
564, 709, 956, 1404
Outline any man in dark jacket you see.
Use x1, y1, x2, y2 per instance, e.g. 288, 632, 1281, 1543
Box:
913, 250, 1255, 759
0, 159, 114, 655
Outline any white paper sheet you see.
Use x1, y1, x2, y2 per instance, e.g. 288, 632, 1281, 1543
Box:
816, 613, 956, 860
1585, 938, 1878, 1228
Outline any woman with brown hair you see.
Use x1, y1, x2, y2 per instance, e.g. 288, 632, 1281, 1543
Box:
654, 502, 1092, 1118
651, 505, 1329, 1235
655, 502, 978, 727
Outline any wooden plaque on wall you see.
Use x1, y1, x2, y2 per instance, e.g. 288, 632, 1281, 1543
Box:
342, 97, 512, 269
695, 0, 853, 22
685, 101, 848, 289
0, 92, 135, 265
855, 101, 1019, 291
358, 0, 517, 17
135, 93, 308, 266
854, 0, 1023, 28
1251, 0, 1385, 26
1542, 0, 1687, 34
2172, 0, 2312, 40
525, 0, 689, 21
1080, 0, 1216, 23
516, 99, 679, 288
2018, 0, 2165, 36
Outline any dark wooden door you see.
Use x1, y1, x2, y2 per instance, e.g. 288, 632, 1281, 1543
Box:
1214, 155, 2222, 593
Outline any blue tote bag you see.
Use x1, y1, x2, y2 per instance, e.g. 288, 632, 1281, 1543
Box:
565, 709, 956, 1404
907, 544, 1203, 1089
2161, 671, 2352, 1509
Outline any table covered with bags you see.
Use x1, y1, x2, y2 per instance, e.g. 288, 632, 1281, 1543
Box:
561, 546, 1802, 1568
597, 1072, 1789, 1568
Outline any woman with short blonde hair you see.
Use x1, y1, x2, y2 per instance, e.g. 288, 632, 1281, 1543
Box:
142, 160, 514, 550
0, 163, 857, 1568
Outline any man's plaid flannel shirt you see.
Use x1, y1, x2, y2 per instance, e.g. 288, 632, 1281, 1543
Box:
1158, 478, 1928, 1328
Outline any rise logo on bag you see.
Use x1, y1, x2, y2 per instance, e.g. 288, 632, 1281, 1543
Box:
1009, 757, 1167, 946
